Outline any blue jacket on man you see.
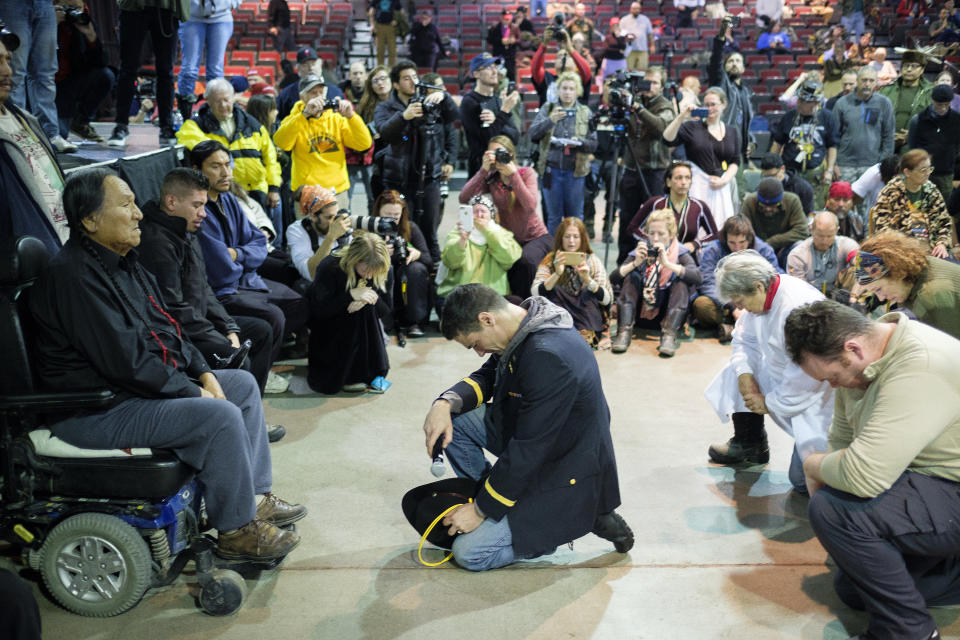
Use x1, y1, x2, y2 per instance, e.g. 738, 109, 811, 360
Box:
196, 191, 268, 296
698, 236, 782, 304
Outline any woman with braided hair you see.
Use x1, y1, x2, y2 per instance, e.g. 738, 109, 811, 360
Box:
27, 168, 306, 562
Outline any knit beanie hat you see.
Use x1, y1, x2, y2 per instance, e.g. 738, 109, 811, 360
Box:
756, 177, 784, 205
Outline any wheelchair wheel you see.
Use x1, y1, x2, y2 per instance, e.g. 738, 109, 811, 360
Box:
38, 512, 152, 617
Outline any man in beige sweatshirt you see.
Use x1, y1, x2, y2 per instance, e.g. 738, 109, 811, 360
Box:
784, 300, 960, 640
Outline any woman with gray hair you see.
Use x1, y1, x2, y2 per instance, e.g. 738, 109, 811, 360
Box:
703, 250, 833, 494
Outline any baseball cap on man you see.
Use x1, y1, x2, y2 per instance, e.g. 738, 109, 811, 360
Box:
296, 46, 319, 64
249, 82, 277, 97
756, 177, 784, 205
298, 74, 325, 95
470, 52, 502, 75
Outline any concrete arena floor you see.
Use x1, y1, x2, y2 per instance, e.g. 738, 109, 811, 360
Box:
4, 164, 960, 639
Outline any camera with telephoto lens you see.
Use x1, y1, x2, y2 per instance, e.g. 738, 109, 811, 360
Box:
548, 12, 568, 41
494, 147, 513, 165
59, 5, 92, 26
350, 215, 406, 262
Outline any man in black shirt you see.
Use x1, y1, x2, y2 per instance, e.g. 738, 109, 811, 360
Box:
267, 0, 295, 53
137, 169, 277, 394
28, 168, 306, 561
769, 80, 839, 209
907, 84, 960, 202
459, 53, 520, 177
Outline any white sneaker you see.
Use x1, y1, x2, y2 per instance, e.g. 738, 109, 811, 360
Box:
264, 370, 289, 394
49, 135, 78, 153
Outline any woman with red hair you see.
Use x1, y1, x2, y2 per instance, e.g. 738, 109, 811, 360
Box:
533, 217, 613, 348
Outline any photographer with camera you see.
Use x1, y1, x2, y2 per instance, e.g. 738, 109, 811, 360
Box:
373, 60, 458, 264
529, 72, 598, 233
370, 190, 432, 343
438, 194, 522, 305
307, 231, 392, 394
533, 217, 613, 349
663, 87, 741, 227
604, 66, 677, 264
460, 53, 521, 176
610, 209, 702, 357
53, 0, 113, 143
286, 185, 353, 281
273, 74, 373, 210
708, 15, 753, 165
177, 78, 282, 213
531, 17, 593, 107
459, 136, 551, 300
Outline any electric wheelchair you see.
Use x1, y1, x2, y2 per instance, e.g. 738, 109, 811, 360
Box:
0, 235, 253, 617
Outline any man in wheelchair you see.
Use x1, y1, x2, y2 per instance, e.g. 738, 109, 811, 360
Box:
25, 167, 307, 563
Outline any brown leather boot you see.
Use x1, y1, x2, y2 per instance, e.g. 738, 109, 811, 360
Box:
611, 301, 635, 354
256, 493, 308, 527
217, 520, 301, 561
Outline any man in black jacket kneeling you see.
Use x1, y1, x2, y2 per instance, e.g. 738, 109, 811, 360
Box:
422, 284, 633, 570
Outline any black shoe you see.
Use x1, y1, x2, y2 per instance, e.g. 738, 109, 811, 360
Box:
267, 423, 286, 443
592, 511, 634, 553
107, 125, 128, 148
159, 125, 177, 147
708, 437, 770, 464
397, 329, 407, 348
407, 324, 424, 338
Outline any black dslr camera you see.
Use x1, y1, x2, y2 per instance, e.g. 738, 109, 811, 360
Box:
547, 12, 568, 41
409, 81, 444, 124
645, 240, 660, 260
58, 5, 92, 26
494, 147, 513, 164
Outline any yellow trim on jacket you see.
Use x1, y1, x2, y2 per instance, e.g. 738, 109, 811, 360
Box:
484, 478, 516, 507
176, 116, 281, 194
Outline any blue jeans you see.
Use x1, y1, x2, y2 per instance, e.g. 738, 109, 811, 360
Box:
543, 167, 585, 234
0, 0, 60, 138
840, 11, 865, 42
444, 406, 518, 570
177, 19, 235, 96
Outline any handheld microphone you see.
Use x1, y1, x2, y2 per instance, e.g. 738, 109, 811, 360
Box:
430, 439, 445, 478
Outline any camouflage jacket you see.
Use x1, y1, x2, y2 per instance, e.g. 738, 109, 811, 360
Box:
872, 176, 952, 249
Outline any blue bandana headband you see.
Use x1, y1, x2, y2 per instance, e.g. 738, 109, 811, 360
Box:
854, 250, 889, 285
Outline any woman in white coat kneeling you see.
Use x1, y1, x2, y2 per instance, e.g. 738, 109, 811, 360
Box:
704, 250, 834, 493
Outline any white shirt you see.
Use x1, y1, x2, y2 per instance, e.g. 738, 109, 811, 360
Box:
286, 218, 350, 280
705, 274, 834, 458
851, 163, 884, 213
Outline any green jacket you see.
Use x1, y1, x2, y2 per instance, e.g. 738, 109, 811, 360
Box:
905, 257, 960, 341
438, 224, 522, 297
740, 191, 809, 250
879, 77, 933, 132
838, 0, 876, 14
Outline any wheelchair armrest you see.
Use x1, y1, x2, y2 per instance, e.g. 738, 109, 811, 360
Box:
0, 390, 115, 412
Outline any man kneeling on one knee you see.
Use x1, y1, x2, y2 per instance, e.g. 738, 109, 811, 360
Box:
785, 301, 960, 640
27, 168, 307, 561
422, 284, 633, 571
